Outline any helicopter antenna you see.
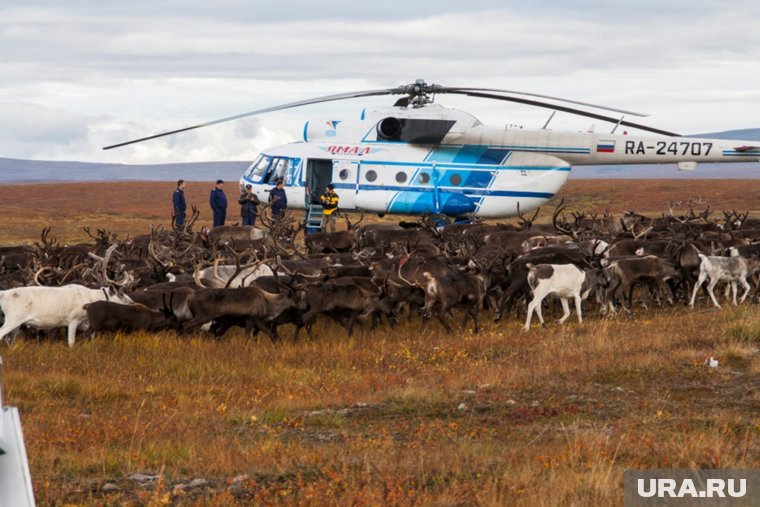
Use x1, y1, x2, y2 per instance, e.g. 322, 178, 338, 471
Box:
542, 111, 557, 130
611, 115, 625, 134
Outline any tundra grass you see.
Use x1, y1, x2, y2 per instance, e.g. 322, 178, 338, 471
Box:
1, 181, 760, 505
3, 308, 759, 505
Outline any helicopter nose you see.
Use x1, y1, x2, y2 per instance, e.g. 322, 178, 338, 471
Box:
439, 193, 476, 215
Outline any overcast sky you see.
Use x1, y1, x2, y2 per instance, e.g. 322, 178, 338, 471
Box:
2, 0, 759, 164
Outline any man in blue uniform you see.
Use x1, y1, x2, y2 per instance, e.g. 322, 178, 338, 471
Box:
209, 179, 227, 227
173, 179, 187, 228
269, 179, 287, 218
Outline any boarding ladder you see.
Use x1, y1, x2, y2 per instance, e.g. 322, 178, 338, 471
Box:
304, 204, 324, 234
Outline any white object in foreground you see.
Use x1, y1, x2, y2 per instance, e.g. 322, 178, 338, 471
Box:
0, 357, 35, 506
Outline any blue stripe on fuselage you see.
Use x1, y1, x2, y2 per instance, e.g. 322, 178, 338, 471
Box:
359, 160, 570, 171
331, 182, 554, 199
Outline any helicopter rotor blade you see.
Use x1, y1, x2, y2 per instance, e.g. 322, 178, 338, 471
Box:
438, 87, 648, 117
102, 88, 399, 150
448, 90, 680, 137
103, 79, 673, 150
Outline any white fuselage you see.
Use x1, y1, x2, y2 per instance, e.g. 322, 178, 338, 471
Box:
240, 104, 759, 218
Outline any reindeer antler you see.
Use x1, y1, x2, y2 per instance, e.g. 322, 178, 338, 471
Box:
517, 201, 540, 230
552, 198, 573, 236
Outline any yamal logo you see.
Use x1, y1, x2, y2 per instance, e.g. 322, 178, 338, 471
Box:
325, 120, 342, 137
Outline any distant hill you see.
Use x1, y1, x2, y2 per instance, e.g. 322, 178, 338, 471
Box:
0, 158, 249, 184
1, 127, 759, 183
691, 128, 760, 140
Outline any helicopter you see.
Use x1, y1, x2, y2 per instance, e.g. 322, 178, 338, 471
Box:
105, 80, 760, 221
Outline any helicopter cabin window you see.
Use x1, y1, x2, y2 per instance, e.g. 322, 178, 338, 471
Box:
395, 171, 408, 183
417, 172, 430, 184
248, 155, 271, 179
365, 169, 378, 182
449, 174, 462, 186
339, 169, 350, 181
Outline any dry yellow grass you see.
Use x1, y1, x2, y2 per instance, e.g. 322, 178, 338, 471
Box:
5, 311, 759, 505
1, 181, 759, 505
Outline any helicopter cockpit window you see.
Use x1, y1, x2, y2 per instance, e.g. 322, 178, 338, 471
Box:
261, 157, 290, 184
273, 158, 289, 180
249, 155, 271, 178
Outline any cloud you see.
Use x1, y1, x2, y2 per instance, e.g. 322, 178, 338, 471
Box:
1, 1, 759, 162
0, 102, 91, 158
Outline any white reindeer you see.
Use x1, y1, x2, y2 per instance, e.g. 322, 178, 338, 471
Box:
523, 263, 601, 332
689, 253, 760, 308
0, 285, 133, 347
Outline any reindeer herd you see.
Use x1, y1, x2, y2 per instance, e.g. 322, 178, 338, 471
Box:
1, 198, 759, 346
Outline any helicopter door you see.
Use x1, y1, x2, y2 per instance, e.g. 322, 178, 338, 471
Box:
306, 159, 333, 205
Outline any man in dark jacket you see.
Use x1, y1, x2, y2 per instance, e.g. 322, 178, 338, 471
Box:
173, 179, 187, 227
269, 179, 287, 218
209, 179, 227, 227
238, 184, 260, 226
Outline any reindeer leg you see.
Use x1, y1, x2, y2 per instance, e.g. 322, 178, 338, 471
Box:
722, 281, 733, 304
0, 317, 25, 345
436, 308, 453, 333
739, 277, 751, 304
637, 282, 650, 310
461, 305, 479, 334
67, 319, 81, 347
557, 298, 571, 324
346, 312, 358, 336
494, 288, 514, 322
574, 294, 583, 324
662, 279, 676, 305
689, 272, 707, 307
706, 279, 722, 308
523, 297, 537, 332
470, 306, 480, 334
269, 323, 281, 342
619, 283, 633, 314
534, 297, 546, 326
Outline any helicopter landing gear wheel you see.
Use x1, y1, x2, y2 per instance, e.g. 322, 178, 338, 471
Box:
423, 213, 452, 228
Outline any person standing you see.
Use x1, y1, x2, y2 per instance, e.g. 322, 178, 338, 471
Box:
173, 179, 187, 228
320, 183, 339, 233
269, 179, 288, 218
209, 179, 227, 227
238, 184, 260, 226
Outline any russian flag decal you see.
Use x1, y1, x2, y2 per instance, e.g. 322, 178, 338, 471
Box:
596, 140, 615, 153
